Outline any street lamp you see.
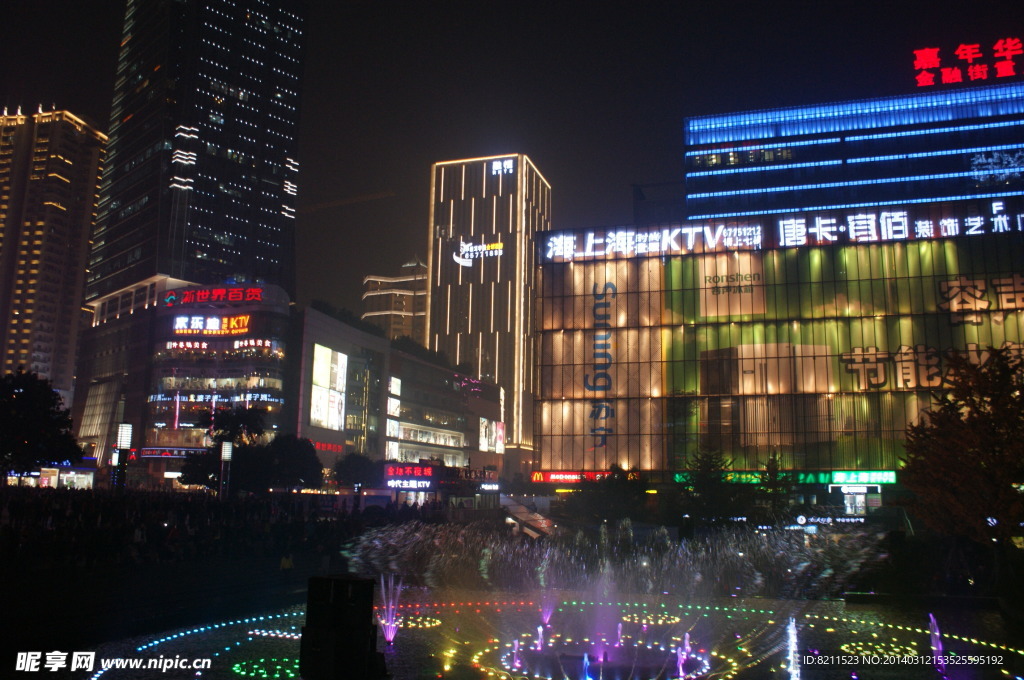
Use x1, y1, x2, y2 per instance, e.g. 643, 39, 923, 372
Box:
113, 423, 132, 488
220, 441, 233, 500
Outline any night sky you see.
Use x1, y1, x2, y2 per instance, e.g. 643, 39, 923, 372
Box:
2, 0, 1022, 313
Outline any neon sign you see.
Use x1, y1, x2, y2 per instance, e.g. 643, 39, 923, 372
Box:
387, 479, 432, 490
385, 464, 434, 478
913, 37, 1022, 87
530, 471, 612, 483
172, 314, 250, 336
541, 199, 1024, 262
163, 286, 263, 307
490, 158, 515, 175
831, 470, 896, 485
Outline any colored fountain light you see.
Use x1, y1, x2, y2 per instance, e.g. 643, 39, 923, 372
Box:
378, 573, 402, 644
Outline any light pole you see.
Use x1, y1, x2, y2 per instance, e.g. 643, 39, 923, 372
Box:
220, 441, 233, 500
113, 423, 132, 489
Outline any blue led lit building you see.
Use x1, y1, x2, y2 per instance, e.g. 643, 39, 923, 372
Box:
683, 81, 1024, 219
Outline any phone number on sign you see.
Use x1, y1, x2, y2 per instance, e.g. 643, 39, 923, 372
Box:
802, 655, 1004, 666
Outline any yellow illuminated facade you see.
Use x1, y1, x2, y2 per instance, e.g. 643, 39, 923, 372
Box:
425, 155, 551, 470
0, 109, 105, 404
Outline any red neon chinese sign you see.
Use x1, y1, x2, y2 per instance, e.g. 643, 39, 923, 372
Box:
163, 286, 264, 307
913, 37, 1022, 87
384, 464, 435, 478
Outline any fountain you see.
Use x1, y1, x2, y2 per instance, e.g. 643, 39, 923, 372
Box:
378, 573, 402, 643
80, 520, 1024, 679
929, 612, 947, 678
786, 617, 801, 680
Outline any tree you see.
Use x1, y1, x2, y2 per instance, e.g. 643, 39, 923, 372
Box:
211, 406, 266, 446
0, 369, 82, 482
758, 452, 794, 517
334, 452, 383, 488
264, 434, 323, 489
560, 465, 648, 523
181, 435, 324, 493
902, 347, 1024, 547
683, 448, 749, 524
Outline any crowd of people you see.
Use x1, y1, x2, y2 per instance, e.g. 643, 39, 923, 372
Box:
0, 486, 460, 574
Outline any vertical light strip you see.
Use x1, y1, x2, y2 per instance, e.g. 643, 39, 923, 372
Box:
425, 163, 438, 345
490, 282, 495, 333
477, 332, 483, 381
445, 284, 451, 335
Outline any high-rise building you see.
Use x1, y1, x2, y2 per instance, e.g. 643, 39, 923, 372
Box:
86, 0, 305, 300
362, 256, 428, 341
535, 74, 1024, 510
425, 155, 551, 475
0, 109, 105, 404
683, 81, 1024, 220
74, 0, 306, 466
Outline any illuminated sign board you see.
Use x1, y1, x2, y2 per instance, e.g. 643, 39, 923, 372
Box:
172, 314, 250, 336
163, 286, 263, 307
453, 240, 504, 266
385, 464, 436, 490
531, 471, 613, 483
490, 158, 515, 175
311, 441, 344, 454
387, 479, 432, 490
479, 418, 506, 453
831, 470, 896, 485
913, 37, 1022, 87
385, 464, 435, 478
167, 341, 209, 350
541, 199, 1024, 263
310, 344, 347, 432
479, 483, 500, 492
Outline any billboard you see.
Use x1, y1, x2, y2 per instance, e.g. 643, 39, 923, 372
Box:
310, 344, 347, 432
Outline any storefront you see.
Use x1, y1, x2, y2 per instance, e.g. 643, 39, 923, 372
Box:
535, 197, 1024, 505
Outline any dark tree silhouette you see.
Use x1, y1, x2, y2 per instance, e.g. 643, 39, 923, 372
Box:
903, 347, 1024, 546
758, 452, 794, 517
211, 406, 266, 445
0, 369, 82, 482
683, 448, 749, 524
334, 452, 383, 488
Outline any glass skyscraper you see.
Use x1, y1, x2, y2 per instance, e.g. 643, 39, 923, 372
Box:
87, 0, 305, 301
74, 0, 306, 467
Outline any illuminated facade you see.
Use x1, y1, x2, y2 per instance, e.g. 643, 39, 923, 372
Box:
426, 155, 551, 473
684, 81, 1024, 220
0, 110, 105, 404
362, 256, 427, 340
294, 308, 502, 477
536, 196, 1024, 504
140, 284, 290, 482
86, 0, 306, 301
75, 0, 306, 467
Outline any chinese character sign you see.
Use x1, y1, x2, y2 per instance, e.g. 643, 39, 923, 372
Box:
914, 37, 1022, 86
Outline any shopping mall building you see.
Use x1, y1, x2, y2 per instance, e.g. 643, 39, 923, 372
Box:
535, 71, 1024, 510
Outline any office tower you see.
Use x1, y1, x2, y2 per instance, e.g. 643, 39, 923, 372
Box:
87, 0, 305, 301
426, 155, 551, 473
74, 0, 306, 468
361, 255, 427, 341
683, 81, 1024, 220
0, 109, 105, 404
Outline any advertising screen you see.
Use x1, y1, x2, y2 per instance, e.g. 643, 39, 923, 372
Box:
310, 344, 347, 431
479, 417, 506, 453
